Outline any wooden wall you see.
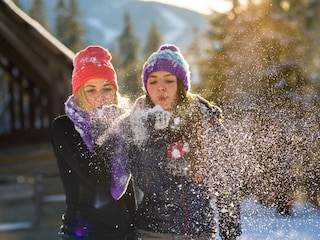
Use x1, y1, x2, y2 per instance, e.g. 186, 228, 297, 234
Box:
0, 0, 75, 147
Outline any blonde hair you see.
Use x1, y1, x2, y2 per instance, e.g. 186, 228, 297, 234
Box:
74, 84, 131, 113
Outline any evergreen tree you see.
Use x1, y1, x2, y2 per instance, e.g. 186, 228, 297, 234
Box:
200, 0, 310, 104
28, 0, 49, 30
55, 0, 86, 52
143, 22, 162, 59
55, 0, 67, 40
118, 12, 139, 68
117, 12, 141, 99
200, 0, 320, 205
186, 26, 203, 88
188, 26, 201, 57
197, 9, 232, 104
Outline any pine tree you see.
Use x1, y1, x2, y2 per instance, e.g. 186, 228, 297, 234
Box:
200, 0, 320, 205
54, 0, 86, 52
55, 0, 67, 41
28, 0, 49, 30
117, 12, 141, 99
118, 13, 139, 68
143, 22, 162, 59
199, 0, 310, 104
186, 26, 203, 88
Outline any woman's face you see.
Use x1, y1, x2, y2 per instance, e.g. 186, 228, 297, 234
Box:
84, 78, 116, 109
146, 71, 178, 111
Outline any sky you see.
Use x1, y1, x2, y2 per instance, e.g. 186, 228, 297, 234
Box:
140, 0, 234, 14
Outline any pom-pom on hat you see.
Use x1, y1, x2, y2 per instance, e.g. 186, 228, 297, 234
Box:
142, 44, 191, 91
71, 46, 118, 95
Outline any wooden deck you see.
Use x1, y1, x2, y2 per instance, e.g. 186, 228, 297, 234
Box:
0, 143, 65, 239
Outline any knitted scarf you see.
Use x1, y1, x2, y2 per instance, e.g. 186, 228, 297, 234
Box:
65, 96, 94, 152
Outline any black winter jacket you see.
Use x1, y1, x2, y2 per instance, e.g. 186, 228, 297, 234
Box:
116, 96, 241, 239
51, 115, 135, 240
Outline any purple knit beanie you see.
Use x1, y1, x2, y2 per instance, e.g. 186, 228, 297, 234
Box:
142, 44, 191, 91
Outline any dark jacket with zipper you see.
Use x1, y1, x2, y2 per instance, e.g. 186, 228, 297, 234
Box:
130, 136, 216, 236
114, 95, 241, 239
51, 115, 135, 240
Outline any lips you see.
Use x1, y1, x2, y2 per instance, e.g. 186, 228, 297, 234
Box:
158, 95, 168, 101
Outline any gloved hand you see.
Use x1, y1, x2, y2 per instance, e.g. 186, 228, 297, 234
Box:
90, 104, 126, 146
129, 105, 170, 146
145, 105, 171, 132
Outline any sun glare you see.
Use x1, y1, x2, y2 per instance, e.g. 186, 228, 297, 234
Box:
140, 0, 233, 14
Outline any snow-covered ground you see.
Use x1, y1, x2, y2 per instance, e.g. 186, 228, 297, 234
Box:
1, 196, 319, 239
237, 198, 320, 240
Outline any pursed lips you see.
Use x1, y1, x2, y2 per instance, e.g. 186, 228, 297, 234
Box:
158, 95, 168, 101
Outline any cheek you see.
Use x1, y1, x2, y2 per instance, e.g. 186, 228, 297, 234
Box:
146, 86, 156, 97
168, 86, 178, 97
85, 95, 96, 106
102, 92, 117, 103
104, 95, 116, 105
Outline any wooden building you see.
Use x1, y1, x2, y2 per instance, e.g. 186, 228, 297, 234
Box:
0, 0, 74, 147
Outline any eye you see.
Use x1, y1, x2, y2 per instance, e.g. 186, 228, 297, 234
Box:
164, 76, 177, 84
165, 79, 175, 83
102, 86, 113, 92
85, 88, 96, 94
148, 79, 157, 85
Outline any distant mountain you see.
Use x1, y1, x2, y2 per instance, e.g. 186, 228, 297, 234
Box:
19, 0, 208, 51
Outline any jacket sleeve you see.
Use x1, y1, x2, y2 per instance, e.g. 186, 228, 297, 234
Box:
51, 116, 111, 187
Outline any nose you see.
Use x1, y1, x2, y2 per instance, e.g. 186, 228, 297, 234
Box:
93, 90, 106, 106
98, 90, 105, 97
158, 83, 165, 91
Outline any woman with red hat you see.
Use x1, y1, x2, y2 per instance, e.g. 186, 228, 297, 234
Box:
51, 46, 135, 240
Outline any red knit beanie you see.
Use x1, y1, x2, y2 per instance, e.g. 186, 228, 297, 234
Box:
71, 46, 118, 95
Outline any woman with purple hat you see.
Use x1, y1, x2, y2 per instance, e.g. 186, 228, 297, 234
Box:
109, 44, 242, 240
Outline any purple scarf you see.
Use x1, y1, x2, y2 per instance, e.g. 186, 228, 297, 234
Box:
65, 96, 94, 152
110, 126, 131, 200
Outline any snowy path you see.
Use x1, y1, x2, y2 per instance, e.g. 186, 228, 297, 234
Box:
237, 199, 320, 240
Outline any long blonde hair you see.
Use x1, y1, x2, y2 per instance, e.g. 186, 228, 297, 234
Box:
74, 85, 131, 113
